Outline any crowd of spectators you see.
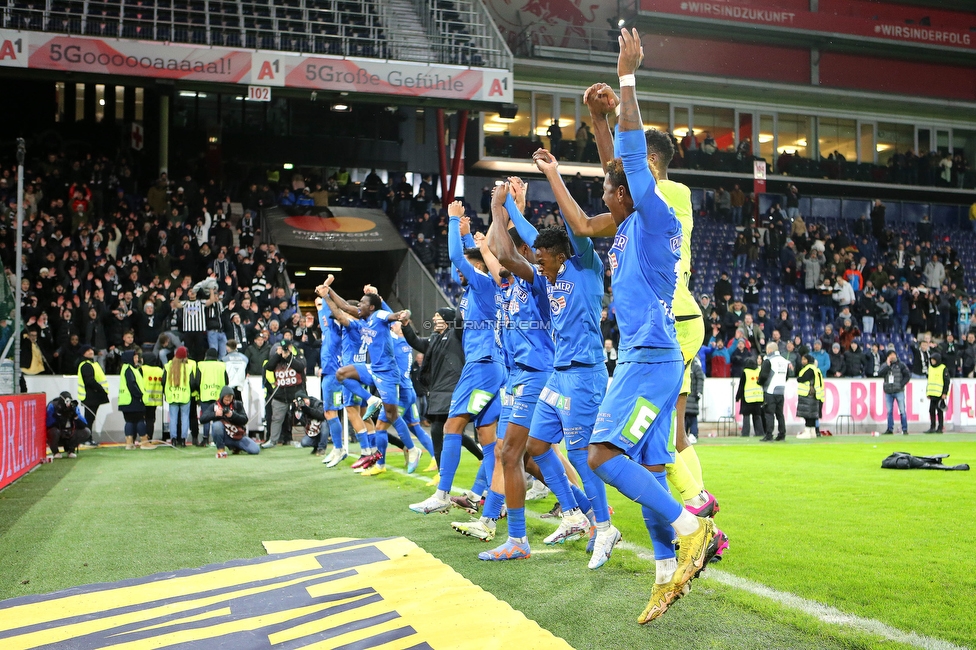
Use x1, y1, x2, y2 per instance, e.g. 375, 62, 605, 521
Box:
698, 191, 975, 381
3, 151, 340, 381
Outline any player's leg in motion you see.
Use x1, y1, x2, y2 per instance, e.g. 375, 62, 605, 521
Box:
589, 360, 721, 623
409, 360, 503, 515
361, 373, 403, 476
337, 364, 378, 470
321, 378, 347, 467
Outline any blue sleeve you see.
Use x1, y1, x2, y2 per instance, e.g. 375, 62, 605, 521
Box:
461, 233, 476, 249
564, 215, 597, 272
505, 193, 538, 248
76, 405, 89, 427
449, 216, 477, 279
46, 403, 56, 428
529, 267, 548, 300
380, 300, 391, 312
616, 129, 674, 232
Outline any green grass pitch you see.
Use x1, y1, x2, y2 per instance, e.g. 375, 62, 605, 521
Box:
0, 434, 973, 649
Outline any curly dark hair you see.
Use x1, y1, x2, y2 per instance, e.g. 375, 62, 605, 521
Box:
533, 226, 572, 258
645, 128, 676, 169
362, 293, 382, 310
605, 158, 630, 195
463, 246, 485, 265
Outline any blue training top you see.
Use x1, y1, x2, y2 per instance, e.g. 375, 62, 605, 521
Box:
449, 215, 502, 363
502, 194, 554, 371
318, 307, 343, 376
609, 128, 683, 362
508, 196, 603, 369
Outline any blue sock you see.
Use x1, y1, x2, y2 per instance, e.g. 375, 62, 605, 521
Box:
593, 455, 682, 523
646, 471, 676, 559
479, 442, 496, 496
328, 418, 343, 449
508, 507, 527, 539
393, 417, 414, 449
410, 423, 435, 457
483, 489, 505, 520
437, 434, 463, 492
532, 448, 578, 511
355, 430, 368, 454
570, 484, 591, 515
366, 432, 376, 451
341, 378, 371, 402
569, 448, 610, 524
375, 429, 388, 464
471, 458, 488, 497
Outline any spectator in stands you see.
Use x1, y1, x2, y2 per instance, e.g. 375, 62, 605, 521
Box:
713, 271, 732, 305
714, 187, 731, 222
810, 339, 830, 374
739, 272, 763, 305
785, 185, 800, 220
838, 318, 860, 351
733, 232, 748, 269
864, 343, 884, 377
783, 339, 799, 376
844, 341, 865, 377
730, 339, 753, 379
723, 299, 749, 338
910, 338, 932, 378
801, 248, 825, 294
833, 275, 855, 311
939, 333, 960, 377
870, 200, 886, 241
708, 337, 731, 377
827, 342, 846, 378
740, 314, 765, 351
957, 296, 971, 339
820, 323, 837, 350
962, 332, 976, 377
774, 309, 793, 340
685, 357, 704, 442
603, 339, 617, 377
413, 233, 436, 276
730, 184, 745, 226
923, 254, 945, 290
546, 119, 562, 159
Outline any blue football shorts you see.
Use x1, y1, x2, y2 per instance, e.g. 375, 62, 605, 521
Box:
528, 364, 608, 451
447, 360, 505, 428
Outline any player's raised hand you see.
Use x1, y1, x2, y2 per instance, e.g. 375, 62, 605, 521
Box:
473, 231, 486, 247
532, 149, 558, 174
459, 215, 471, 236
491, 182, 508, 209
617, 28, 644, 77
325, 274, 335, 287
363, 284, 378, 295
447, 200, 465, 218
506, 177, 527, 212
583, 83, 618, 116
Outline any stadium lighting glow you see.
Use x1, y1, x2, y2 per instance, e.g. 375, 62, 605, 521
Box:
794, 139, 807, 147
492, 116, 516, 123
332, 103, 351, 112
98, 99, 105, 106
617, 18, 626, 27
283, 163, 294, 170
758, 134, 773, 143
293, 271, 306, 276
483, 124, 506, 133
208, 136, 218, 143
179, 91, 196, 97
310, 267, 343, 272
877, 144, 891, 152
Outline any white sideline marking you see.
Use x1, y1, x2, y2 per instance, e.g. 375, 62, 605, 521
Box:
385, 466, 964, 650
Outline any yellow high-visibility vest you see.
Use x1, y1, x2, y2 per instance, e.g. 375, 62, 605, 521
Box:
142, 366, 164, 406
797, 364, 825, 402
743, 368, 763, 403
77, 359, 108, 400
927, 364, 947, 398
164, 359, 195, 405
197, 360, 226, 402
118, 364, 147, 407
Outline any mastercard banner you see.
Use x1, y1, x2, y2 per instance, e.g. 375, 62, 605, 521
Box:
0, 29, 513, 102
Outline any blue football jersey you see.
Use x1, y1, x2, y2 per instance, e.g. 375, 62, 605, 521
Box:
530, 248, 604, 369
504, 274, 553, 371
352, 310, 397, 376
318, 307, 343, 375
449, 215, 502, 363
393, 334, 414, 385
341, 322, 365, 365
609, 128, 683, 362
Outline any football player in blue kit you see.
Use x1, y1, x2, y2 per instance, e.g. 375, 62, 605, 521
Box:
319, 276, 409, 476
316, 296, 349, 467
582, 28, 719, 623
491, 176, 621, 569
409, 202, 505, 515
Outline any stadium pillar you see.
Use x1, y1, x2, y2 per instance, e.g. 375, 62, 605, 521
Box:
159, 94, 170, 176
436, 109, 449, 203
447, 110, 468, 203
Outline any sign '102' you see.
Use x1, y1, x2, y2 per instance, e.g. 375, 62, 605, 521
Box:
247, 86, 271, 102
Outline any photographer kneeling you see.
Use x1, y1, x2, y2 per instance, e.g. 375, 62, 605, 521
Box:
202, 386, 259, 458
293, 390, 330, 455
46, 391, 90, 459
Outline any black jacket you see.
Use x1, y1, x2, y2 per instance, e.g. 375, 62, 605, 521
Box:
402, 320, 464, 415
200, 397, 249, 439
266, 349, 306, 402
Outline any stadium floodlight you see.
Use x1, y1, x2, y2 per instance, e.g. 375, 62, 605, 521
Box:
310, 266, 343, 272
283, 163, 294, 170
293, 271, 307, 277
331, 103, 351, 112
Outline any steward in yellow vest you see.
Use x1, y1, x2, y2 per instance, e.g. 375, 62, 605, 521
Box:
796, 355, 824, 439
736, 358, 766, 438
76, 346, 108, 446
163, 347, 195, 447
141, 352, 165, 447
118, 350, 147, 450
926, 354, 949, 433
197, 348, 228, 444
